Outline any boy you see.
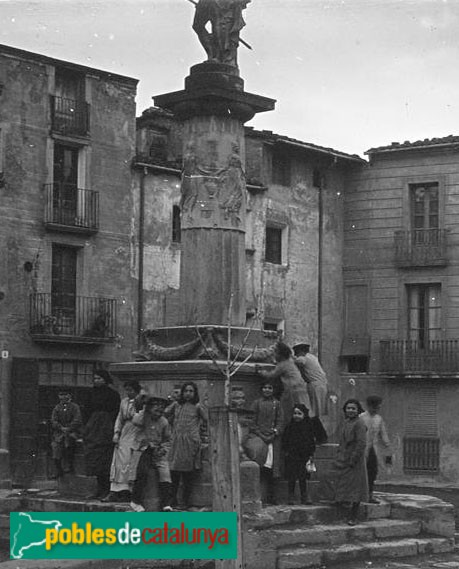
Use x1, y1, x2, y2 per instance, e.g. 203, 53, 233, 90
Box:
51, 389, 82, 477
130, 396, 173, 512
360, 395, 391, 503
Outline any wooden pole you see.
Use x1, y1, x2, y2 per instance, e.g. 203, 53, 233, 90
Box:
209, 404, 243, 569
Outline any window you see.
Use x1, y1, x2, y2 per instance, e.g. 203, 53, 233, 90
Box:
407, 284, 441, 346
272, 149, 291, 186
410, 183, 440, 247
149, 131, 168, 164
341, 284, 370, 372
403, 386, 439, 473
263, 319, 284, 335
55, 67, 84, 101
410, 183, 439, 231
172, 205, 181, 243
52, 67, 88, 136
38, 359, 97, 387
313, 168, 323, 189
52, 143, 79, 225
265, 226, 282, 264
51, 244, 77, 334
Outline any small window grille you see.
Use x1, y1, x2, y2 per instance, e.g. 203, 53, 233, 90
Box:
403, 437, 439, 473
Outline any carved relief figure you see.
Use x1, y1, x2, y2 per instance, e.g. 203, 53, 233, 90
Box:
218, 143, 245, 225
192, 0, 251, 67
180, 142, 199, 213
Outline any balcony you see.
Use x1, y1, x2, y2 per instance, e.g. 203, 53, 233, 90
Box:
50, 95, 90, 137
380, 339, 459, 374
30, 293, 117, 344
44, 183, 99, 234
394, 229, 448, 268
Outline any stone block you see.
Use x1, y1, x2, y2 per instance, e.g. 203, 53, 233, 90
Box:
362, 501, 392, 519
322, 543, 363, 564
241, 460, 262, 514
58, 474, 97, 498
244, 531, 277, 569
0, 493, 22, 513
278, 546, 323, 569
390, 497, 455, 538
289, 504, 337, 526
268, 527, 329, 548
416, 537, 454, 555
373, 519, 420, 539
367, 539, 418, 559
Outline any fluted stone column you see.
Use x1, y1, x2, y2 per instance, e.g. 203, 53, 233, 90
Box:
155, 62, 275, 327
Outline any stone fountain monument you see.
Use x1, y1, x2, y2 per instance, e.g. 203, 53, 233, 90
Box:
111, 0, 276, 528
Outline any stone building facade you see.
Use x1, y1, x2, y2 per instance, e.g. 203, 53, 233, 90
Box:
341, 137, 459, 482
0, 45, 137, 484
3, 44, 459, 487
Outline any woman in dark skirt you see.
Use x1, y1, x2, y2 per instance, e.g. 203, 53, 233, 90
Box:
83, 369, 121, 500
282, 403, 316, 505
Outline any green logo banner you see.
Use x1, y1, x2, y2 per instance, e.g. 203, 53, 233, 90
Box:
10, 512, 237, 560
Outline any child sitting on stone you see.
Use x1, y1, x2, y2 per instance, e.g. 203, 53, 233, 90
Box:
51, 389, 82, 478
130, 396, 173, 512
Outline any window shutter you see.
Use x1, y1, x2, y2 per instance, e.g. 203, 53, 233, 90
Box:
404, 386, 438, 437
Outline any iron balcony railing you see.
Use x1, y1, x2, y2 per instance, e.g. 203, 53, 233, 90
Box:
30, 293, 117, 342
394, 229, 448, 267
44, 183, 99, 232
380, 339, 459, 373
50, 95, 90, 136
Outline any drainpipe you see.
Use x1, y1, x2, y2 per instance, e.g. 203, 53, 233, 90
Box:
137, 167, 147, 347
317, 179, 323, 361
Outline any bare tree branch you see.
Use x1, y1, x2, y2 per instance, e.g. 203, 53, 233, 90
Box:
229, 346, 257, 377
195, 326, 227, 380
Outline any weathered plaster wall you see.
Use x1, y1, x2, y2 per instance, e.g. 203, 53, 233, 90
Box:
131, 170, 182, 328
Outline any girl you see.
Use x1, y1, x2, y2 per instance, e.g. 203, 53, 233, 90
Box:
333, 398, 369, 525
103, 381, 144, 503
282, 403, 316, 505
168, 381, 208, 509
257, 342, 311, 423
244, 380, 284, 505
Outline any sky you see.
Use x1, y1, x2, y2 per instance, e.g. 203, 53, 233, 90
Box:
1, 0, 459, 156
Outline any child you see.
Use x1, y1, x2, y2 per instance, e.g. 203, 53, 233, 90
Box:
360, 395, 391, 504
51, 389, 82, 478
103, 381, 144, 503
168, 381, 208, 510
282, 403, 316, 505
244, 380, 284, 505
130, 396, 173, 512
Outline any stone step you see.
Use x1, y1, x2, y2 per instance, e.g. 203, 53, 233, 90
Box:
277, 536, 455, 568
245, 499, 391, 530
261, 519, 421, 549
18, 492, 132, 513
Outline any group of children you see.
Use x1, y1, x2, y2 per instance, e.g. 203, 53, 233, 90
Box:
243, 379, 320, 506
51, 380, 207, 512
51, 372, 390, 517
